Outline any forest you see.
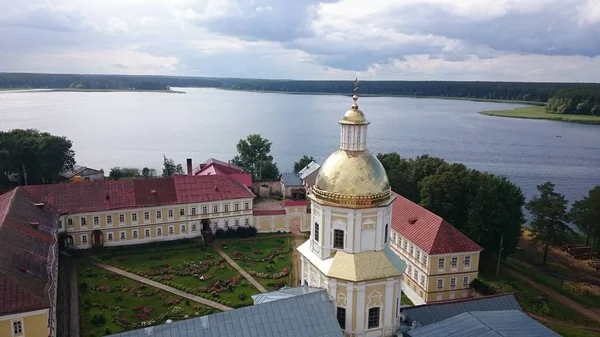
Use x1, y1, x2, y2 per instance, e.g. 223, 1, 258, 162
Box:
1, 72, 599, 103
546, 88, 600, 116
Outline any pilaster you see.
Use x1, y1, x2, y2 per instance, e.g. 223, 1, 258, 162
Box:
355, 282, 366, 335
346, 282, 354, 333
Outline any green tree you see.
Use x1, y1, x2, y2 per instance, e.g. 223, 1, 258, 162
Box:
142, 167, 151, 178
526, 182, 571, 264
0, 129, 75, 186
231, 134, 275, 178
108, 167, 140, 180
161, 156, 184, 178
293, 155, 314, 174
570, 185, 600, 250
256, 160, 280, 179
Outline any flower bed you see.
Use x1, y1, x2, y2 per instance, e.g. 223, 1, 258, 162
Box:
78, 263, 216, 337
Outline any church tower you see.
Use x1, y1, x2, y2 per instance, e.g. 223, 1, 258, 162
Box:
298, 80, 406, 337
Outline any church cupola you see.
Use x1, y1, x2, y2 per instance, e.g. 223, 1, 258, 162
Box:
339, 78, 369, 152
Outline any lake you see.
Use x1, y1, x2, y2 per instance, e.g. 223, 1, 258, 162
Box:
0, 88, 598, 203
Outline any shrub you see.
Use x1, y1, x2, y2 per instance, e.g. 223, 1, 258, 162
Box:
80, 282, 88, 291
90, 313, 106, 327
114, 295, 123, 302
104, 328, 112, 335
238, 294, 247, 301
265, 264, 275, 272
185, 299, 190, 306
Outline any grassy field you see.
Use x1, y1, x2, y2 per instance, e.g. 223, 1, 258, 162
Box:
542, 322, 600, 337
77, 263, 217, 337
481, 106, 600, 124
223, 237, 293, 291
97, 242, 260, 307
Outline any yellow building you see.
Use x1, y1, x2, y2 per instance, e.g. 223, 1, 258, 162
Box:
298, 84, 406, 337
390, 193, 482, 305
0, 189, 58, 337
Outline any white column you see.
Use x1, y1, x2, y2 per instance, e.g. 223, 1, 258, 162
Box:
384, 279, 394, 328
329, 278, 337, 303
307, 263, 312, 286
270, 216, 275, 232
356, 282, 366, 334
323, 207, 331, 257
346, 283, 354, 333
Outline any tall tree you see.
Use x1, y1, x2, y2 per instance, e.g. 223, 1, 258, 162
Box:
231, 134, 275, 178
161, 156, 184, 178
293, 155, 315, 174
0, 129, 75, 186
570, 185, 600, 251
142, 167, 151, 178
256, 160, 280, 179
526, 182, 571, 264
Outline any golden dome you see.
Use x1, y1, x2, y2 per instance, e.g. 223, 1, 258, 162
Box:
339, 94, 369, 125
312, 150, 391, 208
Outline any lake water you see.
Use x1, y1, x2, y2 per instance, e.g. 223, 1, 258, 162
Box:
0, 88, 599, 203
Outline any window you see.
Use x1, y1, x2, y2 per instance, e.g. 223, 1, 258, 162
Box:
336, 307, 346, 329
234, 203, 239, 211
169, 226, 174, 234
168, 210, 174, 218
202, 206, 208, 214
392, 233, 397, 244
106, 215, 112, 224
420, 291, 424, 298
384, 223, 389, 244
235, 219, 239, 226
464, 256, 471, 267
157, 228, 162, 236
181, 225, 186, 233
420, 275, 425, 286
437, 278, 443, 289
367, 307, 380, 329
314, 223, 320, 242
357, 130, 362, 143
416, 250, 420, 260
403, 240, 407, 251
132, 213, 137, 222
12, 320, 23, 336
144, 212, 150, 220
346, 130, 351, 143
245, 218, 249, 225
225, 220, 229, 227
244, 202, 249, 210
80, 217, 87, 226
192, 224, 196, 232
409, 245, 414, 255
93, 216, 99, 225
119, 214, 125, 223
133, 230, 138, 239
68, 218, 73, 227
333, 229, 344, 249
451, 257, 458, 268
180, 208, 185, 216
438, 258, 445, 269
422, 254, 427, 265
463, 276, 470, 287
213, 205, 218, 213
450, 277, 456, 288
82, 235, 88, 244
120, 232, 125, 239
156, 210, 162, 219
407, 265, 412, 275
145, 229, 150, 237
224, 204, 229, 212
108, 233, 113, 241
192, 207, 197, 215
413, 270, 418, 280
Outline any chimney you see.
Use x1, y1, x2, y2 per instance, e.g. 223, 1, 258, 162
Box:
187, 158, 193, 175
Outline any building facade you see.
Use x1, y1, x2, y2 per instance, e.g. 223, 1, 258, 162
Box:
390, 194, 482, 304
298, 87, 406, 337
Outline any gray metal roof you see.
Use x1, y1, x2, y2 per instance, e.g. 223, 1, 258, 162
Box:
298, 162, 320, 180
407, 310, 560, 337
108, 290, 343, 337
402, 294, 521, 326
251, 286, 324, 305
281, 173, 302, 186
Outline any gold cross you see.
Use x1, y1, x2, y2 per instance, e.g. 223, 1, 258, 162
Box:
353, 78, 359, 95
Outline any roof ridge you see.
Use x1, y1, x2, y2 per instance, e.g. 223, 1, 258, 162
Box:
404, 293, 516, 310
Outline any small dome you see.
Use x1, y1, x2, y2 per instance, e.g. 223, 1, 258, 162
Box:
312, 150, 390, 208
341, 107, 367, 124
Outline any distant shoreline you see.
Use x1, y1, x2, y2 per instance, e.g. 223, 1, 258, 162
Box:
480, 106, 600, 125
0, 88, 185, 94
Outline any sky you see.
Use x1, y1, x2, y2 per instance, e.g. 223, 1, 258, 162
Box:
1, 0, 599, 81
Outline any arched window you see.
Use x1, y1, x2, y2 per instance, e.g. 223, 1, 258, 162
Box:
384, 223, 389, 244
347, 128, 351, 143
357, 129, 362, 144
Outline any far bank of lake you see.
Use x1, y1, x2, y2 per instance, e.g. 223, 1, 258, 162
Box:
481, 106, 600, 125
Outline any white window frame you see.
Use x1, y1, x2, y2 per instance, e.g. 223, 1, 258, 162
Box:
416, 250, 420, 260
213, 205, 218, 213
106, 215, 112, 225
119, 214, 125, 223
145, 229, 150, 238
67, 218, 73, 228
464, 256, 471, 267
407, 265, 412, 276
409, 245, 414, 256
132, 213, 137, 223
120, 231, 126, 240
463, 276, 470, 287
132, 230, 138, 239
144, 211, 150, 220
402, 240, 407, 251
244, 202, 249, 210
224, 204, 229, 212
81, 235, 88, 244
422, 254, 427, 265
157, 227, 163, 236
12, 319, 24, 337
234, 203, 239, 211
180, 208, 185, 216
451, 257, 458, 269
107, 232, 113, 241
420, 275, 425, 286
202, 206, 208, 214
413, 270, 418, 280
168, 226, 174, 234
245, 218, 249, 225
156, 210, 162, 220
93, 216, 99, 225
437, 278, 443, 289
168, 209, 174, 218
191, 207, 197, 215
191, 224, 197, 232
438, 258, 445, 269
333, 229, 344, 249
80, 217, 87, 226
181, 224, 186, 233
235, 219, 239, 226
450, 277, 456, 289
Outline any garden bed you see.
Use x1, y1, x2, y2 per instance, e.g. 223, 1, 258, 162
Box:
95, 243, 260, 307
224, 237, 293, 291
78, 263, 217, 337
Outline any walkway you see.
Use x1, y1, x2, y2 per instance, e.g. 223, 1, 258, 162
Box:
89, 261, 233, 311
213, 245, 268, 293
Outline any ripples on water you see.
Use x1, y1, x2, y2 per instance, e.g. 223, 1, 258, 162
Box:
0, 88, 598, 204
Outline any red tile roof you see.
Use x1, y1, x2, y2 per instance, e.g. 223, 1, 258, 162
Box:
228, 174, 253, 187
194, 159, 245, 176
284, 200, 308, 207
24, 175, 255, 214
253, 210, 287, 216
391, 193, 482, 255
0, 188, 59, 315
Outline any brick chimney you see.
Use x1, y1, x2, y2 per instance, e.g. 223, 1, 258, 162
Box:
187, 158, 193, 175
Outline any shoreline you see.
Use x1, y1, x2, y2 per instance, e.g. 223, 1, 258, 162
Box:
480, 106, 600, 125
0, 88, 185, 94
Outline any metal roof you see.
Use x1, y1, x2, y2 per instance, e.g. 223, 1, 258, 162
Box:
108, 289, 343, 337
401, 294, 521, 327
281, 173, 303, 186
251, 286, 323, 305
407, 310, 560, 337
299, 161, 320, 180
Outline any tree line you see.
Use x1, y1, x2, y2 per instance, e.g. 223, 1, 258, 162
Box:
546, 88, 600, 116
2, 72, 600, 102
378, 153, 600, 266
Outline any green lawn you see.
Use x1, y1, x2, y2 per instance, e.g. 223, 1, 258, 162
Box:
542, 322, 600, 337
96, 242, 260, 307
223, 237, 293, 291
480, 106, 600, 125
78, 263, 217, 337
